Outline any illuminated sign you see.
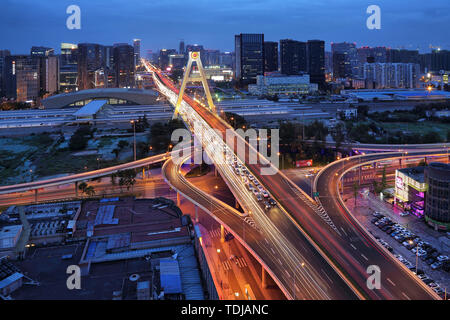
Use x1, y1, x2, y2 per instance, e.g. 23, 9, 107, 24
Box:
191, 52, 199, 59
444, 74, 448, 84
396, 176, 403, 190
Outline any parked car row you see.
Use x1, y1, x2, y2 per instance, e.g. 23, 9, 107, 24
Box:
231, 156, 277, 211
394, 254, 447, 298
370, 211, 448, 299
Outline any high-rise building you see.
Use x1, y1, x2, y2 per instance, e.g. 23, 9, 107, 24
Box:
363, 63, 420, 89
30, 47, 59, 95
431, 49, 450, 72
133, 39, 141, 67
235, 33, 264, 85
4, 55, 40, 102
307, 40, 325, 89
59, 43, 78, 92
77, 43, 106, 90
389, 49, 420, 64
113, 43, 135, 88
264, 41, 278, 73
331, 42, 358, 79
280, 39, 306, 75
0, 49, 11, 97
158, 49, 177, 70
30, 46, 54, 57
357, 46, 388, 77
179, 40, 185, 54
219, 52, 233, 68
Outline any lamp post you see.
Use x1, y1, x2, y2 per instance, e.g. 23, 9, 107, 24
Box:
130, 120, 136, 161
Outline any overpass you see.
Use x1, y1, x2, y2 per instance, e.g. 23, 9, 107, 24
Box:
143, 54, 441, 300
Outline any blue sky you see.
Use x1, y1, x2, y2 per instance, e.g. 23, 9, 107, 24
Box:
1, 0, 449, 54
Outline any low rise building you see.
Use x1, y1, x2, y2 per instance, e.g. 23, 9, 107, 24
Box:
394, 166, 426, 217
248, 72, 318, 96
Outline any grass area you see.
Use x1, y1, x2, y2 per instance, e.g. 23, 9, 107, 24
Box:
377, 121, 449, 139
35, 149, 124, 177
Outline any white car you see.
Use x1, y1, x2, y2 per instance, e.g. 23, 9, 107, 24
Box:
437, 255, 448, 262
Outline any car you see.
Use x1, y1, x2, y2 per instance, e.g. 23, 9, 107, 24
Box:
262, 191, 269, 198
422, 278, 434, 285
371, 217, 380, 224
256, 194, 263, 201
431, 261, 443, 270
252, 188, 259, 196
425, 257, 436, 265
268, 198, 277, 206
428, 282, 439, 288
263, 201, 271, 211
386, 228, 395, 235
390, 231, 400, 237
399, 212, 409, 217
437, 255, 448, 262
403, 241, 413, 249
382, 225, 391, 232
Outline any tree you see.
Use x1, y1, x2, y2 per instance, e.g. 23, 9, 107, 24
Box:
117, 169, 136, 191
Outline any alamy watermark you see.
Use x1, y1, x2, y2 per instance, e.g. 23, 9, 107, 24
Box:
366, 5, 381, 30
66, 264, 81, 290
170, 126, 280, 176
66, 5, 81, 30
366, 265, 381, 290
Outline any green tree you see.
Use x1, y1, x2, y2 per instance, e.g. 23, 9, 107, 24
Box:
352, 182, 360, 206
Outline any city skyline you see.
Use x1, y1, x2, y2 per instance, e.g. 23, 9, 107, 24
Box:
1, 0, 449, 54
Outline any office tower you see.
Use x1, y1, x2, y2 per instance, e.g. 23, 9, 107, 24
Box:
113, 43, 135, 88
280, 39, 306, 75
30, 46, 54, 57
60, 43, 78, 92
419, 53, 432, 73
179, 40, 185, 54
204, 49, 220, 66
104, 46, 116, 87
30, 46, 59, 95
264, 41, 278, 73
77, 43, 106, 90
307, 40, 325, 89
133, 39, 141, 67
389, 49, 420, 64
0, 49, 11, 97
431, 49, 450, 72
219, 52, 233, 68
235, 33, 264, 85
4, 55, 40, 102
331, 42, 358, 79
158, 49, 177, 70
325, 51, 333, 74
424, 163, 450, 230
169, 54, 186, 69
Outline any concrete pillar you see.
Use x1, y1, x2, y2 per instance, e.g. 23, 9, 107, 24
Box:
262, 266, 268, 289
75, 181, 78, 197
220, 224, 225, 243
34, 189, 38, 203
177, 192, 181, 207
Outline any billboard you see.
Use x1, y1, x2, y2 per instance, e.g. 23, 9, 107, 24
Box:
296, 159, 313, 167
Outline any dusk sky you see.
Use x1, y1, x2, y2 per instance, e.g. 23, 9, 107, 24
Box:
1, 0, 449, 54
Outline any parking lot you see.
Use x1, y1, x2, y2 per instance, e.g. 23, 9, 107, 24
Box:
345, 194, 449, 299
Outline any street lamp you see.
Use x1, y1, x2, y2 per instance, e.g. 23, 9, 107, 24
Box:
130, 120, 136, 161
409, 239, 419, 274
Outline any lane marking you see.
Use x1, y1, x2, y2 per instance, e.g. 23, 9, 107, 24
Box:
387, 278, 396, 286
361, 254, 369, 261
402, 292, 411, 300
350, 243, 357, 250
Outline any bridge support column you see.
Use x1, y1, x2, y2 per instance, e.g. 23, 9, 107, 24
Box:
75, 181, 78, 197
261, 266, 268, 289
177, 192, 181, 207
220, 224, 225, 243
34, 189, 38, 203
